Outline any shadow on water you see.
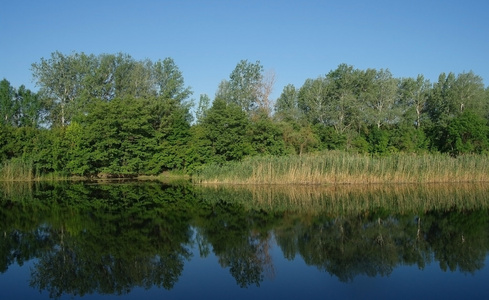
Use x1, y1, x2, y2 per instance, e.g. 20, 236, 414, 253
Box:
1, 181, 489, 297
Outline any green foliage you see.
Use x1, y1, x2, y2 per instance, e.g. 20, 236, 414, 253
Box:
149, 102, 192, 173
201, 98, 252, 164
74, 98, 158, 176
0, 79, 16, 126
365, 126, 394, 155
225, 59, 264, 112
195, 94, 211, 124
185, 125, 214, 172
248, 112, 287, 156
3, 56, 489, 179
440, 111, 489, 156
312, 124, 347, 150
390, 123, 428, 153
275, 84, 300, 122
0, 80, 41, 128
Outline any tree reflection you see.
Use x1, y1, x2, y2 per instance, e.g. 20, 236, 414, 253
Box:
0, 182, 488, 297
194, 199, 276, 287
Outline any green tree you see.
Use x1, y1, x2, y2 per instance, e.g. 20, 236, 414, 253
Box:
324, 64, 360, 134
248, 111, 287, 156
153, 57, 193, 102
14, 85, 42, 128
398, 75, 431, 130
363, 69, 400, 128
0, 79, 16, 126
426, 72, 457, 126
274, 84, 300, 122
185, 124, 214, 172
195, 94, 211, 124
297, 77, 329, 125
149, 103, 192, 173
69, 98, 158, 176
439, 111, 489, 155
31, 51, 92, 127
202, 98, 251, 163
218, 60, 273, 115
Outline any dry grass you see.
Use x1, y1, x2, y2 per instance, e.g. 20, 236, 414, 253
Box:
193, 152, 489, 185
0, 159, 37, 181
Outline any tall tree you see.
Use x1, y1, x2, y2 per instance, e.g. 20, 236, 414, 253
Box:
297, 77, 329, 125
202, 98, 251, 163
364, 69, 400, 128
398, 75, 431, 129
452, 71, 486, 115
275, 84, 300, 122
153, 57, 193, 102
218, 59, 275, 116
14, 85, 42, 128
195, 94, 211, 125
426, 72, 457, 125
324, 64, 360, 133
31, 51, 91, 127
228, 60, 263, 113
0, 79, 16, 126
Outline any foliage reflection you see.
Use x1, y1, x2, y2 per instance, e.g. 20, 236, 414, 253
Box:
0, 182, 488, 297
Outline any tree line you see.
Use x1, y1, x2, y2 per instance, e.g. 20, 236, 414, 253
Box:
1, 51, 488, 177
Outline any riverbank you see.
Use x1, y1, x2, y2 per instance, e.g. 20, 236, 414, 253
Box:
193, 152, 489, 185
2, 152, 489, 185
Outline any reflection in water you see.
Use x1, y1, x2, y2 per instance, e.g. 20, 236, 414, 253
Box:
0, 182, 489, 297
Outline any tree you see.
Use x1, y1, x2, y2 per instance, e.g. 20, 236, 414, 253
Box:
248, 111, 287, 156
67, 98, 158, 176
153, 58, 193, 102
297, 77, 329, 125
452, 71, 486, 115
275, 84, 301, 122
426, 72, 457, 125
14, 85, 42, 128
31, 51, 91, 127
324, 64, 360, 134
195, 94, 211, 125
398, 75, 431, 129
439, 111, 489, 156
0, 79, 16, 126
150, 57, 193, 132
218, 60, 274, 116
227, 60, 263, 113
363, 69, 400, 128
202, 98, 251, 163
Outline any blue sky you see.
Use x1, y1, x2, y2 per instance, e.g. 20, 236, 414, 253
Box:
1, 0, 488, 102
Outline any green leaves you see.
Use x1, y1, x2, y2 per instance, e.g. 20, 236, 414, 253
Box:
201, 98, 251, 164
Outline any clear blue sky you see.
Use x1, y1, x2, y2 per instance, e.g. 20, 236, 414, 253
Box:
1, 0, 488, 102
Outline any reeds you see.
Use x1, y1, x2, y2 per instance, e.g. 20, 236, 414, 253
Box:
0, 158, 37, 181
193, 151, 489, 185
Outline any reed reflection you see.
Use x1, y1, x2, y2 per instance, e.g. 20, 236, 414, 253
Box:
0, 182, 488, 297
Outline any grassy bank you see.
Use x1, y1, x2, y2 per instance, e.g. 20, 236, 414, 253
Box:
138, 171, 191, 184
0, 159, 71, 182
0, 159, 38, 181
193, 151, 489, 185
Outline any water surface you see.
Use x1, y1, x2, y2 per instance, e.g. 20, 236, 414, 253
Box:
0, 182, 488, 299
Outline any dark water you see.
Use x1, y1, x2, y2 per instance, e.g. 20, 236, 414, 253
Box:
1, 182, 489, 299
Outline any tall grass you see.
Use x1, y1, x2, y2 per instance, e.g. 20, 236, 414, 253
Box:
193, 151, 489, 185
0, 158, 69, 182
0, 158, 37, 181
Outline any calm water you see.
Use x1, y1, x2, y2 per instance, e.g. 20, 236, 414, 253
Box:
1, 182, 488, 299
